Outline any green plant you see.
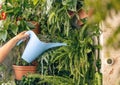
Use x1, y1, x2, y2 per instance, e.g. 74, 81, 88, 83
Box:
0, 64, 8, 83
40, 0, 85, 36
51, 25, 101, 84
3, 0, 40, 21
1, 0, 104, 84
0, 0, 41, 66
0, 0, 40, 83
30, 24, 102, 85
0, 0, 40, 42
19, 74, 74, 85
85, 0, 120, 49
12, 42, 30, 66
36, 0, 102, 85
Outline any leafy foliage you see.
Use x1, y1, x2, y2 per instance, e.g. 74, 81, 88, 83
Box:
0, 0, 40, 42
36, 24, 102, 85
1, 0, 103, 84
85, 0, 120, 23
34, 0, 102, 85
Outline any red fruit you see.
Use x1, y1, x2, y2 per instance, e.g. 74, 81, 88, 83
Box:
1, 11, 6, 20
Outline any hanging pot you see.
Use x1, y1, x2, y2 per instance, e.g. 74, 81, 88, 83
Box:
27, 21, 40, 34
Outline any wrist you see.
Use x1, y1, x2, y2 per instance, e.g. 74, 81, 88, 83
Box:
12, 36, 20, 43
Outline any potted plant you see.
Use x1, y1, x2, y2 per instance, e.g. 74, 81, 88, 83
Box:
12, 62, 37, 81
0, 0, 102, 84
36, 0, 102, 85
0, 0, 40, 40
11, 41, 38, 81
0, 0, 40, 81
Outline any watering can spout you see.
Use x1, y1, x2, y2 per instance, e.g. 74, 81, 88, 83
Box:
45, 43, 67, 50
17, 30, 67, 63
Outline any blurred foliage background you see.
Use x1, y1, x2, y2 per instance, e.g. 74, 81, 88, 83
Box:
85, 0, 120, 48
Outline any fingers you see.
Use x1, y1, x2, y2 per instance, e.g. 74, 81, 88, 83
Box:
19, 31, 26, 34
16, 31, 29, 40
20, 31, 29, 37
22, 37, 28, 42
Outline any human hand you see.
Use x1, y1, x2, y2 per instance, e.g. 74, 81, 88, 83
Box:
15, 31, 29, 42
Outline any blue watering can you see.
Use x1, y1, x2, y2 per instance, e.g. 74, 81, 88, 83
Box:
17, 30, 67, 63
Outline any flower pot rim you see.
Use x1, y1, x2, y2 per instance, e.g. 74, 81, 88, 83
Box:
12, 65, 37, 70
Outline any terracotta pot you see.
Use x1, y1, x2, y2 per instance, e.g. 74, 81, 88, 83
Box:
12, 65, 37, 80
78, 9, 88, 19
77, 9, 93, 26
68, 9, 93, 28
77, 9, 88, 26
30, 21, 40, 34
68, 9, 88, 27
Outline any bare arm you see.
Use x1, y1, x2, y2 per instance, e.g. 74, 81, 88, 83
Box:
0, 31, 29, 63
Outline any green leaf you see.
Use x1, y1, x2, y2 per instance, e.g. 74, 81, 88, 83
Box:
26, 22, 35, 29
17, 21, 20, 25
0, 30, 7, 41
46, 0, 53, 13
32, 0, 38, 5
10, 23, 18, 35
48, 12, 55, 24
62, 0, 77, 11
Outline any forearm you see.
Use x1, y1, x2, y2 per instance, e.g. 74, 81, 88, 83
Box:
0, 31, 28, 63
0, 37, 19, 63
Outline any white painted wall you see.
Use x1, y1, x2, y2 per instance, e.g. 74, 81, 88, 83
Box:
100, 11, 120, 85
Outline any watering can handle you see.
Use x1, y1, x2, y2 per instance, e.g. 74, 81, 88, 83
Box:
16, 40, 23, 45
16, 31, 31, 45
